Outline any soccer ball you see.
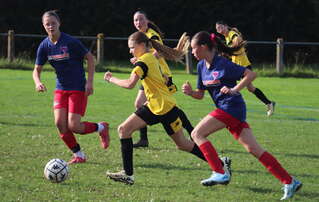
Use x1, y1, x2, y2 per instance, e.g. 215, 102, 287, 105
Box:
44, 159, 69, 183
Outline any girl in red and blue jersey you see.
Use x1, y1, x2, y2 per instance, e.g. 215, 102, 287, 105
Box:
33, 10, 110, 164
182, 31, 301, 200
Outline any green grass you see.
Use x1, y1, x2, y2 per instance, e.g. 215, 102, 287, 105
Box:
1, 57, 319, 78
0, 69, 318, 201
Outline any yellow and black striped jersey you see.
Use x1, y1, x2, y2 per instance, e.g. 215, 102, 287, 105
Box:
225, 30, 251, 67
132, 52, 176, 115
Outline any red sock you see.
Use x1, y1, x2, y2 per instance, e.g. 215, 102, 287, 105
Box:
59, 131, 77, 150
199, 141, 224, 174
82, 122, 98, 134
259, 151, 292, 184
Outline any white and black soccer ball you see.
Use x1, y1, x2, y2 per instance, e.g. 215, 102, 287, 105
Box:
44, 159, 69, 183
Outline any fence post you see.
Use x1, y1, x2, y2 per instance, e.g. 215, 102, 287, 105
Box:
96, 33, 104, 65
276, 38, 284, 74
185, 48, 193, 74
7, 30, 15, 62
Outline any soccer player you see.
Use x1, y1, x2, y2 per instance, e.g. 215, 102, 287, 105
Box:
215, 21, 276, 116
104, 31, 231, 185
131, 10, 193, 147
32, 10, 110, 164
182, 31, 302, 200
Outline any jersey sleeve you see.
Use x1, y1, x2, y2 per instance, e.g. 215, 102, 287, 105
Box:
132, 61, 149, 80
196, 63, 206, 90
35, 42, 47, 65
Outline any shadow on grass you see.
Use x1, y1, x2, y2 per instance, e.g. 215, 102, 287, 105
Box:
136, 162, 206, 171
0, 121, 51, 127
222, 149, 319, 160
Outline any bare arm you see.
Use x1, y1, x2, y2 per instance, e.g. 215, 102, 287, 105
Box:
84, 52, 95, 96
32, 65, 47, 92
182, 81, 205, 100
231, 35, 243, 48
104, 71, 140, 89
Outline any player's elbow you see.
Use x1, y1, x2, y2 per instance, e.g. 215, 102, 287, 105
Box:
125, 83, 136, 89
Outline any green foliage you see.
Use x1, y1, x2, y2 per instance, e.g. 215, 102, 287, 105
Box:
0, 69, 318, 201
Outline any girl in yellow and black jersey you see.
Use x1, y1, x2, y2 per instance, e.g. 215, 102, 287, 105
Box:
216, 21, 275, 117
103, 31, 210, 184
131, 10, 193, 147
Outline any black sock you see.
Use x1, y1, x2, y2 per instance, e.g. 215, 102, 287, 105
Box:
178, 109, 194, 136
120, 138, 133, 176
190, 144, 207, 161
140, 127, 148, 141
253, 88, 271, 105
71, 144, 81, 153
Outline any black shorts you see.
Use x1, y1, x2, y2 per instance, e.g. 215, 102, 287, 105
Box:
135, 105, 182, 135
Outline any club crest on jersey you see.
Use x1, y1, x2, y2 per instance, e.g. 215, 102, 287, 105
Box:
203, 71, 221, 86
212, 71, 219, 79
48, 46, 70, 61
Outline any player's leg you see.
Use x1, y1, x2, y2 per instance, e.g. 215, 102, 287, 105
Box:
247, 83, 275, 116
237, 129, 302, 200
177, 108, 194, 136
192, 111, 231, 186
133, 88, 148, 148
106, 113, 147, 185
68, 91, 109, 149
54, 90, 84, 164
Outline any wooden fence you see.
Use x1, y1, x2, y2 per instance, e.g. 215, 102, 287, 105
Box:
2, 30, 319, 74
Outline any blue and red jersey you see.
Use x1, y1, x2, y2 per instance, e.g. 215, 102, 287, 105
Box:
35, 32, 89, 91
197, 55, 247, 122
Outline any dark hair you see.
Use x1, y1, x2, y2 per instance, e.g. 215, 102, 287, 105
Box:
215, 20, 228, 26
192, 31, 245, 56
128, 31, 188, 62
134, 10, 164, 38
42, 10, 61, 23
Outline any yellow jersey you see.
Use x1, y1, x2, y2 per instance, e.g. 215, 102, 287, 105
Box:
145, 28, 172, 77
132, 52, 176, 115
225, 30, 251, 67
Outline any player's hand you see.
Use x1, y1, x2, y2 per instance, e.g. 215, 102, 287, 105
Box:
130, 57, 137, 64
153, 50, 161, 59
104, 71, 112, 82
35, 83, 47, 92
85, 82, 93, 96
182, 81, 192, 96
220, 86, 237, 95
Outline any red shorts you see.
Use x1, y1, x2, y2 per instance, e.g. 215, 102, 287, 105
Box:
53, 90, 88, 116
209, 108, 250, 139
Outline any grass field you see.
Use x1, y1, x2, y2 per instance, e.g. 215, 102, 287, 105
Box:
0, 69, 318, 201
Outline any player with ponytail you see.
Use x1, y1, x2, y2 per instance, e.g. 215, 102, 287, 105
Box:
182, 31, 301, 200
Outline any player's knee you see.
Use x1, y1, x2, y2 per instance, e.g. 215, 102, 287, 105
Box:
248, 87, 255, 93
117, 124, 129, 138
68, 121, 80, 133
191, 130, 200, 141
55, 121, 68, 133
